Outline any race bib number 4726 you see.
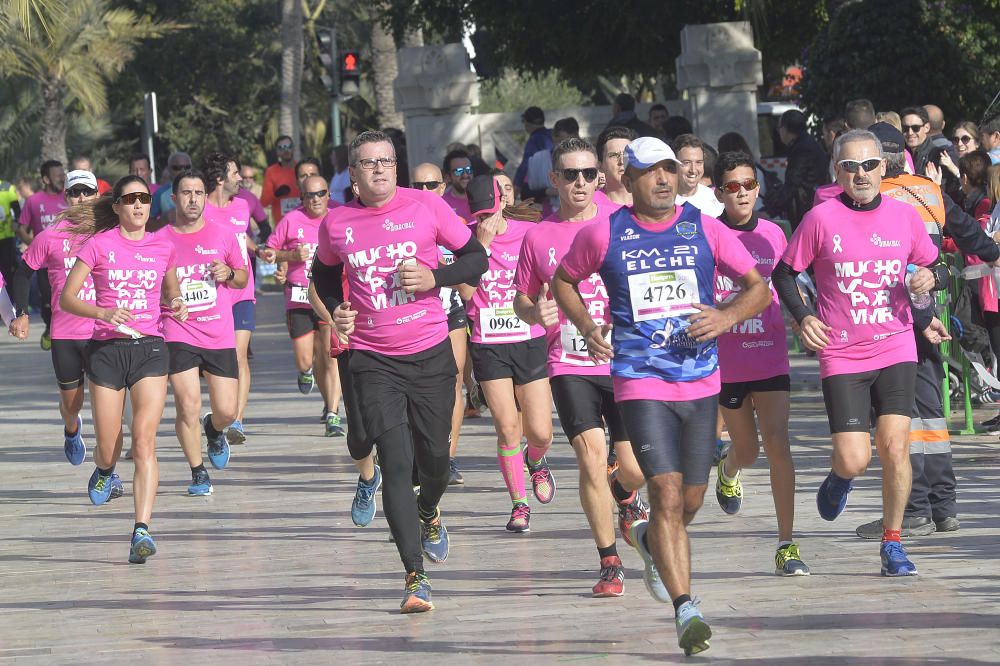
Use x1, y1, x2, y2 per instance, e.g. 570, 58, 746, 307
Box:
628, 269, 699, 322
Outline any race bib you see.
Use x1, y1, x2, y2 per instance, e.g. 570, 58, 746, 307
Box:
629, 269, 699, 321
289, 285, 310, 304
479, 305, 530, 342
559, 322, 609, 366
280, 197, 301, 215
181, 278, 217, 313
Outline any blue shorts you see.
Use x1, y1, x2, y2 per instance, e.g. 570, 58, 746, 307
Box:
233, 299, 256, 332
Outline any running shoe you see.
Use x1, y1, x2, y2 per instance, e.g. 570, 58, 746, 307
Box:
64, 415, 86, 466
775, 543, 810, 576
711, 438, 728, 465
715, 457, 743, 515
619, 490, 649, 547
816, 471, 853, 521
40, 329, 51, 351
469, 382, 486, 412
297, 368, 315, 395
188, 468, 213, 496
88, 467, 114, 505
981, 413, 1000, 432
676, 599, 712, 656
855, 516, 936, 540
506, 502, 531, 533
204, 414, 230, 470
325, 412, 345, 437
592, 555, 625, 598
627, 519, 670, 603
880, 540, 918, 577
351, 465, 382, 527
526, 453, 556, 504
109, 473, 124, 501
419, 507, 449, 563
400, 572, 433, 613
448, 458, 464, 485
128, 528, 157, 564
226, 419, 246, 446
320, 406, 330, 423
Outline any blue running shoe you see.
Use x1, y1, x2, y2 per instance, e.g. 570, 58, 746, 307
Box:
297, 369, 315, 394
628, 519, 671, 603
225, 419, 246, 446
128, 528, 157, 564
420, 507, 449, 563
204, 414, 230, 470
325, 412, 345, 437
400, 572, 433, 613
88, 467, 114, 505
817, 471, 853, 521
880, 540, 918, 577
109, 473, 124, 501
64, 415, 86, 465
188, 468, 213, 496
351, 465, 382, 527
676, 599, 712, 656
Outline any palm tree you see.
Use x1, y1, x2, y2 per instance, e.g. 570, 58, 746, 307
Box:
0, 0, 180, 164
279, 0, 304, 160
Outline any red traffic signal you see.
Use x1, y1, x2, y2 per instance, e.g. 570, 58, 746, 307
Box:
343, 51, 358, 72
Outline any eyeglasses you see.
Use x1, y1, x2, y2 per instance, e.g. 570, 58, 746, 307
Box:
953, 134, 974, 145
276, 143, 294, 151
170, 163, 192, 171
116, 192, 152, 205
719, 178, 759, 193
355, 157, 397, 170
67, 187, 98, 198
560, 168, 599, 183
413, 181, 442, 190
605, 151, 624, 163
302, 189, 328, 199
837, 158, 883, 173
451, 166, 473, 177
902, 124, 925, 134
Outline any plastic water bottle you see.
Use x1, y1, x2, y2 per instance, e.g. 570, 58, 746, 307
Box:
905, 264, 933, 310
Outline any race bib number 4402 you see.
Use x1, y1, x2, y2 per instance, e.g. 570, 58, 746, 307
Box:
181, 278, 217, 313
479, 306, 530, 342
628, 269, 699, 321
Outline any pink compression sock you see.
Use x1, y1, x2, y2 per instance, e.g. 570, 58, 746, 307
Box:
497, 442, 527, 504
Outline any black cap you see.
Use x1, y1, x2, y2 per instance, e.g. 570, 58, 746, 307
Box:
521, 106, 544, 125
467, 175, 501, 218
868, 121, 905, 154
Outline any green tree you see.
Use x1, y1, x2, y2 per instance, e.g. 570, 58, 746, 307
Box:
0, 0, 179, 164
477, 69, 588, 114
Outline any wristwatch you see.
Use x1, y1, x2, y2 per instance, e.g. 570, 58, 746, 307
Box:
227, 268, 236, 282
15, 308, 29, 318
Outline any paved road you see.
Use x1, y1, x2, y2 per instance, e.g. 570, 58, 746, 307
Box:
1, 293, 998, 664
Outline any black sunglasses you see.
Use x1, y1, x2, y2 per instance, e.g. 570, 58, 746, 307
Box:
302, 189, 329, 199
413, 181, 442, 190
560, 168, 599, 183
953, 135, 974, 145
902, 124, 925, 134
116, 192, 153, 205
67, 187, 98, 198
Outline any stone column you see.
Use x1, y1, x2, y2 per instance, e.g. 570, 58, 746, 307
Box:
675, 21, 763, 156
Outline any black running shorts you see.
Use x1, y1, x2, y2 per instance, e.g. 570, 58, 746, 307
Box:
167, 342, 239, 379
719, 374, 791, 410
551, 373, 628, 443
51, 338, 88, 390
286, 308, 327, 339
469, 336, 547, 385
85, 336, 168, 391
618, 395, 718, 483
821, 362, 918, 433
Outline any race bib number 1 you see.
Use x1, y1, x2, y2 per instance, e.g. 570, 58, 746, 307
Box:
289, 285, 310, 304
629, 269, 699, 321
479, 306, 530, 342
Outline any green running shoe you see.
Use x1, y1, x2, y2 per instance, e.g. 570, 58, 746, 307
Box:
775, 542, 811, 576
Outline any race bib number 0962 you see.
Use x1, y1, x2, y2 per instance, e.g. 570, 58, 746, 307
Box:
479, 306, 530, 343
629, 269, 699, 321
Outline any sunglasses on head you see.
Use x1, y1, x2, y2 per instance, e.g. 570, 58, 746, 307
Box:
116, 191, 152, 205
452, 166, 473, 177
953, 134, 974, 145
560, 167, 599, 183
170, 163, 192, 171
902, 124, 925, 134
413, 181, 442, 190
67, 187, 97, 198
719, 178, 759, 194
837, 158, 882, 173
302, 189, 328, 199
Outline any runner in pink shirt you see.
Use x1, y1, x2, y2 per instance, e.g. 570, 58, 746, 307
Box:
772, 129, 940, 578
162, 170, 249, 495
60, 175, 188, 565
263, 174, 341, 437
553, 137, 769, 656
709, 152, 809, 577
441, 149, 474, 222
310, 130, 488, 613
202, 152, 255, 445
514, 137, 647, 598
457, 175, 555, 534
597, 126, 637, 208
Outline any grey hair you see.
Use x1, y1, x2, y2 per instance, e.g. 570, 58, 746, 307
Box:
884, 151, 907, 174
832, 129, 883, 162
348, 130, 395, 165
551, 137, 598, 170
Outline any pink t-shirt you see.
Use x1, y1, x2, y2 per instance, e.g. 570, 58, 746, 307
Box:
812, 183, 842, 208
21, 191, 67, 236
316, 187, 473, 356
266, 207, 324, 311
442, 190, 473, 222
22, 219, 95, 340
715, 218, 790, 383
204, 197, 255, 305
515, 211, 611, 377
76, 228, 177, 340
560, 205, 757, 402
465, 219, 545, 345
781, 195, 939, 378
160, 222, 245, 349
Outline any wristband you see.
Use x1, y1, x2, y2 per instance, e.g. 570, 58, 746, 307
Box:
227, 269, 235, 282
171, 296, 184, 306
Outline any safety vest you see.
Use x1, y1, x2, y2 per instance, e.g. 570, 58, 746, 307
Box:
881, 174, 944, 242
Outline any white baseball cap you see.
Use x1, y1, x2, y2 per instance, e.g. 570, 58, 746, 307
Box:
623, 137, 680, 170
65, 170, 98, 191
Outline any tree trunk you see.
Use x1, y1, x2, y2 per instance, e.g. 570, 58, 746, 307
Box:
279, 0, 303, 160
40, 75, 67, 165
371, 14, 403, 129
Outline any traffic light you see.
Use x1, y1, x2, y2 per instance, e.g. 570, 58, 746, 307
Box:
316, 27, 338, 93
340, 50, 360, 98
